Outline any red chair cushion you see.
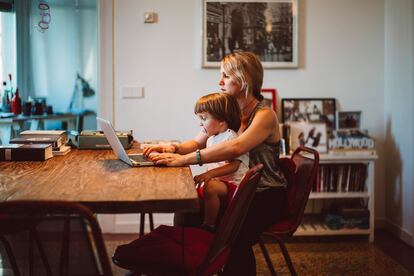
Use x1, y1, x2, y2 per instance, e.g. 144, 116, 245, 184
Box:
113, 225, 230, 274
264, 218, 293, 233
197, 181, 237, 204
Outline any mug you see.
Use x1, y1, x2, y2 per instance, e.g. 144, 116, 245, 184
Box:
23, 101, 32, 116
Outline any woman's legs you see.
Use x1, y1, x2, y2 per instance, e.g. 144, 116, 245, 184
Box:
223, 187, 287, 275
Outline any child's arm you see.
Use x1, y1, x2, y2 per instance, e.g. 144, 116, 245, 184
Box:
144, 130, 208, 156
194, 160, 241, 184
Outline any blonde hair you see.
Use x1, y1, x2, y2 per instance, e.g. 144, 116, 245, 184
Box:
221, 51, 264, 100
194, 93, 241, 132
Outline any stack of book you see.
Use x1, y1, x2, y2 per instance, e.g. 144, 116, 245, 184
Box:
0, 144, 53, 161
10, 130, 71, 157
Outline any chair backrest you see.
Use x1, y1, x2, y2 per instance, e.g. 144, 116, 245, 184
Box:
0, 200, 113, 276
286, 146, 319, 233
197, 164, 263, 274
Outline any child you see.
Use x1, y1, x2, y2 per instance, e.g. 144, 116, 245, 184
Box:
193, 93, 249, 233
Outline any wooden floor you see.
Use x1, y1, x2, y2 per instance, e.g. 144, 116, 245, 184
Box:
104, 229, 414, 275
374, 230, 414, 274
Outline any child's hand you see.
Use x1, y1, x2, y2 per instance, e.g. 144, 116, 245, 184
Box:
194, 172, 212, 185
143, 145, 176, 157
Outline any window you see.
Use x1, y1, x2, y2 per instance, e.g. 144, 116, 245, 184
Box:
0, 10, 16, 88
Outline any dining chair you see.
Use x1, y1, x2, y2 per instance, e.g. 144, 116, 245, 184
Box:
258, 146, 319, 276
0, 200, 113, 276
112, 164, 264, 276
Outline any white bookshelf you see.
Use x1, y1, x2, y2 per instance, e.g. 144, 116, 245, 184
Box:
294, 152, 378, 242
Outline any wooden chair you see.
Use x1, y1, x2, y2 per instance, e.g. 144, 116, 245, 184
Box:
0, 200, 113, 276
258, 146, 319, 276
112, 164, 264, 276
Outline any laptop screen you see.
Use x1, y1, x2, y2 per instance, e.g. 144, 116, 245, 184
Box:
97, 117, 133, 166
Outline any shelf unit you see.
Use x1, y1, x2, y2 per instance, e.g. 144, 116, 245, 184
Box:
294, 152, 377, 242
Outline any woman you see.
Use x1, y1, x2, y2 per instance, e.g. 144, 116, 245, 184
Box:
144, 51, 287, 275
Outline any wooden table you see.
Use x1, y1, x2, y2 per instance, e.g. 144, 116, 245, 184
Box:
0, 148, 198, 214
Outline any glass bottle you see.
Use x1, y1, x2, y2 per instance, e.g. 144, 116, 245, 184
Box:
2, 81, 11, 113
12, 88, 22, 115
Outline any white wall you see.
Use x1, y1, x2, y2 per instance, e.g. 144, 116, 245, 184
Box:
105, 0, 388, 232
384, 0, 414, 247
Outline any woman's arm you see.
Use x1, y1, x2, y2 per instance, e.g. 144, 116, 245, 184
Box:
151, 108, 279, 166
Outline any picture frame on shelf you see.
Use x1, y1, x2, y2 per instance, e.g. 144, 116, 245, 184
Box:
202, 0, 299, 68
288, 122, 328, 153
261, 88, 277, 112
337, 111, 361, 130
282, 98, 336, 132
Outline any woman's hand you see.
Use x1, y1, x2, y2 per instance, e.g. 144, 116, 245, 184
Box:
143, 144, 176, 157
149, 152, 186, 166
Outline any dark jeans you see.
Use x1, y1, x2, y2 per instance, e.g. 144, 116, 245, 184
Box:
174, 187, 287, 275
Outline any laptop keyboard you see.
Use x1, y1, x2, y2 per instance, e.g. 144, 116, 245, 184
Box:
129, 154, 150, 162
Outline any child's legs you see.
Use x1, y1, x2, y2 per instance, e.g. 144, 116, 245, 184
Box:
203, 179, 228, 226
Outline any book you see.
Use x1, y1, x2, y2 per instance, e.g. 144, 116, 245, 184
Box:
10, 136, 64, 149
20, 130, 67, 144
52, 145, 71, 156
0, 144, 53, 161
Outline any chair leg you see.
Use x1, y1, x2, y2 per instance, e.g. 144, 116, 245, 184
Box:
0, 235, 22, 276
149, 213, 154, 231
139, 213, 155, 237
258, 238, 277, 276
275, 237, 297, 276
139, 213, 145, 237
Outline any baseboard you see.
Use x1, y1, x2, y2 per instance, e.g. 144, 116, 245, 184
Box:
384, 219, 414, 248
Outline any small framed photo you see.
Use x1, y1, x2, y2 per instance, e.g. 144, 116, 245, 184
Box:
261, 88, 277, 112
337, 111, 361, 129
288, 122, 328, 153
202, 0, 299, 68
282, 98, 336, 132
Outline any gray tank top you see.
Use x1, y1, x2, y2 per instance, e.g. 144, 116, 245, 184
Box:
247, 102, 287, 191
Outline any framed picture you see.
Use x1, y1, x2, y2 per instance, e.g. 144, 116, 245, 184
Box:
202, 0, 299, 68
281, 98, 336, 132
261, 88, 277, 112
337, 111, 361, 129
289, 122, 328, 153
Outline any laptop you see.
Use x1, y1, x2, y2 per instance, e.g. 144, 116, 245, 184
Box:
97, 117, 155, 167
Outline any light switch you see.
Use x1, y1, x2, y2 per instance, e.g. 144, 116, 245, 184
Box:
122, 86, 144, 99
144, 12, 158, 23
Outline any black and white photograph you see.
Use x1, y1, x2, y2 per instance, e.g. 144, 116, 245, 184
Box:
337, 111, 362, 129
289, 122, 328, 153
282, 98, 336, 132
202, 0, 298, 68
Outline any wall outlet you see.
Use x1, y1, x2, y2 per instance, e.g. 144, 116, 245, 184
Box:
122, 86, 144, 99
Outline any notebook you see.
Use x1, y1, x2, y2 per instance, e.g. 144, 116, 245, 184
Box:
97, 117, 155, 167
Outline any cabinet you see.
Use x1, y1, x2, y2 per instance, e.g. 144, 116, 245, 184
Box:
294, 152, 377, 242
